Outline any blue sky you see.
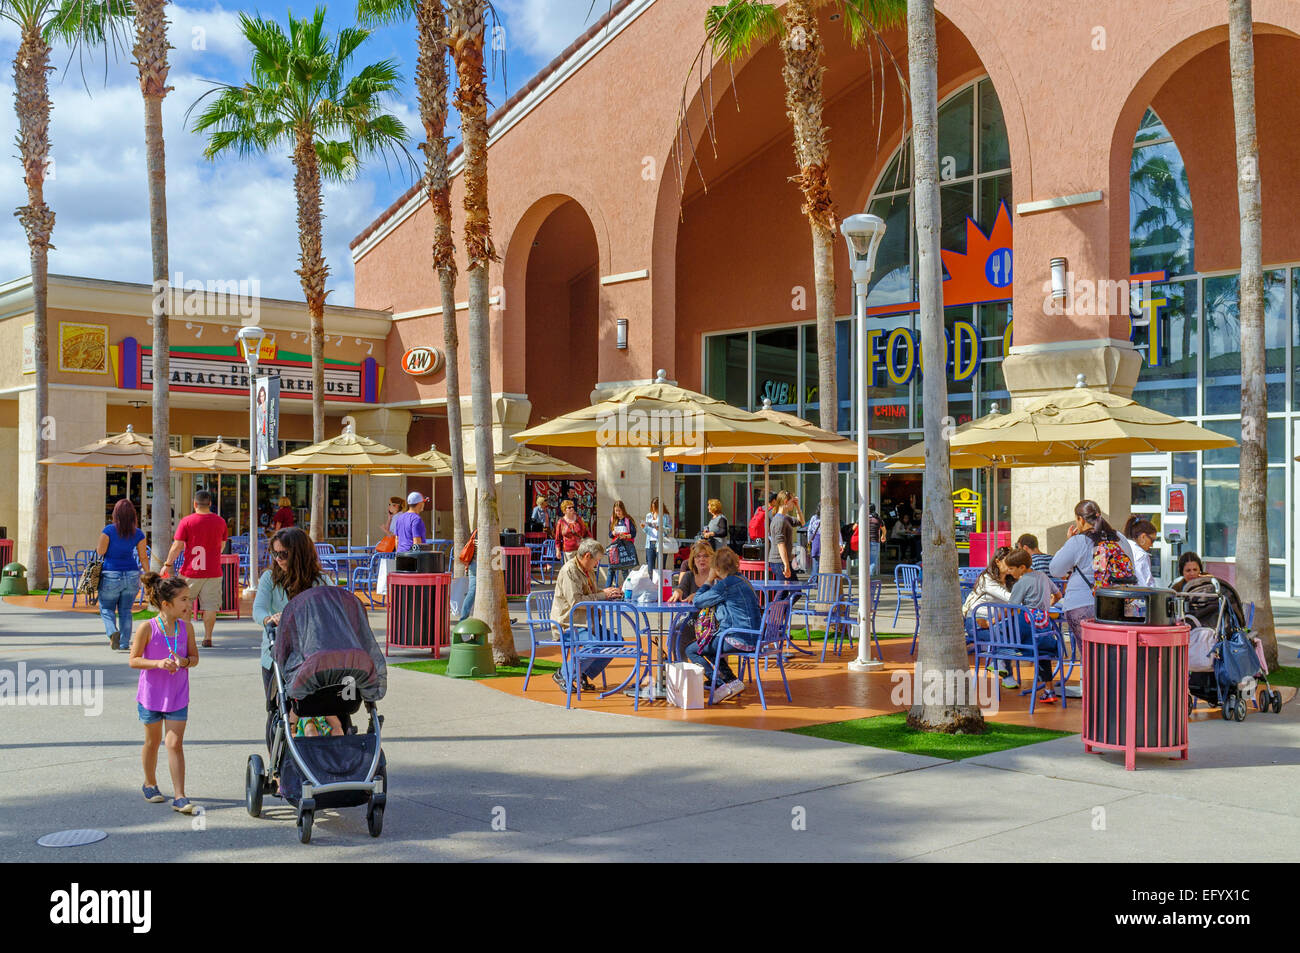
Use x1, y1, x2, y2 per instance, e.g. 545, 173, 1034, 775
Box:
0, 0, 613, 306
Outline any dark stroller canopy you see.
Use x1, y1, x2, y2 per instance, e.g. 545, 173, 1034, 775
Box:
274, 587, 387, 702
1176, 574, 1246, 629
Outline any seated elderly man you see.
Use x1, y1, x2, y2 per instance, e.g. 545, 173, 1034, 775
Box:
549, 537, 623, 692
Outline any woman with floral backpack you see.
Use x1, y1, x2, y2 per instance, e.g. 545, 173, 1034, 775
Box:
1050, 500, 1138, 695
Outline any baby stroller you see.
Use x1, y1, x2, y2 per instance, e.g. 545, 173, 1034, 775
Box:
1180, 575, 1281, 721
246, 586, 388, 843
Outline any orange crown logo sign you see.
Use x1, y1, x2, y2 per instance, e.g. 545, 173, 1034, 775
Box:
939, 200, 1013, 307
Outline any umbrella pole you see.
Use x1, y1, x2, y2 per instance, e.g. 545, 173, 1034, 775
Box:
763, 463, 770, 587
992, 465, 999, 549
1078, 449, 1086, 501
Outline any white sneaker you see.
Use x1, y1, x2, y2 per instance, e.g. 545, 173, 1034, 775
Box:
1001, 675, 1020, 690
713, 679, 745, 701
1064, 685, 1082, 698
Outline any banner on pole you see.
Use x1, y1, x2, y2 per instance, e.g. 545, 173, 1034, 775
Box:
255, 375, 280, 470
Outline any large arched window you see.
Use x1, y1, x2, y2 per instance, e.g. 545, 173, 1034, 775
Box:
1129, 108, 1194, 277
865, 77, 1011, 308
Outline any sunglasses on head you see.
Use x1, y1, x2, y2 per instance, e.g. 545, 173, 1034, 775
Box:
272, 550, 289, 561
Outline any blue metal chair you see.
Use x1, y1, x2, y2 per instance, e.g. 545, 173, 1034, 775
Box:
45, 546, 78, 603
892, 564, 922, 627
348, 551, 385, 607
972, 603, 1066, 714
792, 572, 846, 646
537, 539, 562, 584
565, 601, 648, 711
523, 590, 561, 691
313, 542, 340, 583
708, 599, 792, 710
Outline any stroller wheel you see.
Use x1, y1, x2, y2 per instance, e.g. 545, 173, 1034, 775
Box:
1271, 690, 1283, 714
297, 808, 313, 844
1220, 697, 1234, 721
246, 755, 265, 818
1233, 696, 1247, 722
367, 803, 384, 837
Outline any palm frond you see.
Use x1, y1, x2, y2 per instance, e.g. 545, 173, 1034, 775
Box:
355, 0, 413, 28
705, 0, 781, 63
837, 0, 906, 46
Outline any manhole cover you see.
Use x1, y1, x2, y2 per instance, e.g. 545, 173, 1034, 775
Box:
37, 829, 108, 848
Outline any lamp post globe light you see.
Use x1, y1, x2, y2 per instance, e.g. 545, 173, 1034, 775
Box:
237, 325, 268, 596
840, 213, 887, 673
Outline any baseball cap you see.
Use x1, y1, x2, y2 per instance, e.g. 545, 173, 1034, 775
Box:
406, 491, 426, 505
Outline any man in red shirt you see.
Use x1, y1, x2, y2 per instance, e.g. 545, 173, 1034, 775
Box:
165, 489, 228, 647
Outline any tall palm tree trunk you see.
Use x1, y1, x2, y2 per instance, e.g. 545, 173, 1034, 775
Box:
14, 25, 53, 588
450, 0, 514, 663
136, 0, 173, 563
293, 128, 329, 542
420, 0, 470, 572
906, 0, 983, 733
780, 0, 840, 574
1227, 0, 1275, 667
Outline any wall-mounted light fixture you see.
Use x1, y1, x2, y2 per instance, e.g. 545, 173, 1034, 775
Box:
616, 317, 629, 350
1050, 257, 1069, 302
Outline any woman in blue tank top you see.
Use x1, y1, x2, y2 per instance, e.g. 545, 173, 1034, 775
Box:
97, 499, 148, 651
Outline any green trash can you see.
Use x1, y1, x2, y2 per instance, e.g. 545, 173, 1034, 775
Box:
1, 562, 28, 597
446, 618, 496, 678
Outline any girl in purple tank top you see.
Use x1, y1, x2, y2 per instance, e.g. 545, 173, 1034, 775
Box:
129, 573, 201, 814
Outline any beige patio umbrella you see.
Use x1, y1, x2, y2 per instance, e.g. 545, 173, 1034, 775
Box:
172, 437, 252, 544
40, 424, 185, 555
664, 397, 886, 582
266, 424, 431, 546
514, 371, 811, 585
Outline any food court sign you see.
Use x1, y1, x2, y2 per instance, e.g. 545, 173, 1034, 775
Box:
113, 337, 382, 402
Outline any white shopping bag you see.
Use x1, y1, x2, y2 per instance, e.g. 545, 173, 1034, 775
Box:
666, 661, 705, 709
375, 555, 393, 595
624, 566, 657, 603
792, 543, 808, 573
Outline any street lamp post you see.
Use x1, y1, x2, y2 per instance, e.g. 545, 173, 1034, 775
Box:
840, 213, 887, 673
236, 325, 267, 597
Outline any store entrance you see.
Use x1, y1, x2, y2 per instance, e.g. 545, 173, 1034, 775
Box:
879, 474, 922, 566
1132, 466, 1171, 583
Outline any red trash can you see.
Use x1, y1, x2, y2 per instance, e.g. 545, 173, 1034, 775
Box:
385, 571, 451, 656
501, 546, 531, 599
738, 559, 766, 581
1079, 618, 1189, 770
193, 554, 242, 618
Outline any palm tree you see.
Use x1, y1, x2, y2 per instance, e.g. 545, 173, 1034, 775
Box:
447, 0, 516, 664
191, 8, 410, 544
1226, 0, 1276, 668
357, 0, 472, 574
703, 0, 905, 579
5, 0, 126, 587
906, 0, 983, 733
132, 0, 176, 564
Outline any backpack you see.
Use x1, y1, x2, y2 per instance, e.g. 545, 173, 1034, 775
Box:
748, 507, 765, 540
1086, 538, 1137, 591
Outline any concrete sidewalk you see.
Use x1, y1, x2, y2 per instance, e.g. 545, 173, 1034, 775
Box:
2, 598, 1299, 862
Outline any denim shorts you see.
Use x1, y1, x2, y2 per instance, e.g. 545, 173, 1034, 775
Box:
137, 702, 188, 724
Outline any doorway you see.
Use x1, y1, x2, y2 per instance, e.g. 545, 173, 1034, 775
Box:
1131, 463, 1171, 583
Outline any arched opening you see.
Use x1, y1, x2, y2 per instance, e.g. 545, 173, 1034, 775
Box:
522, 198, 601, 520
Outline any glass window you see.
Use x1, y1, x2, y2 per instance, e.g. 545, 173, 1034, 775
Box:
803, 320, 853, 432
1130, 117, 1195, 277
867, 192, 911, 307
1131, 279, 1197, 418
1203, 271, 1286, 414
978, 78, 1010, 172
978, 173, 1012, 232
1202, 467, 1284, 559
866, 314, 913, 431
936, 85, 974, 181
705, 332, 748, 409
939, 181, 974, 257
1172, 452, 1198, 551
1134, 108, 1169, 145
876, 145, 909, 195
1200, 416, 1286, 466
978, 359, 1009, 418
754, 327, 798, 413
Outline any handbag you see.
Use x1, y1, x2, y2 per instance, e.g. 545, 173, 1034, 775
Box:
77, 555, 103, 598
376, 534, 397, 554
607, 539, 637, 568
458, 531, 477, 567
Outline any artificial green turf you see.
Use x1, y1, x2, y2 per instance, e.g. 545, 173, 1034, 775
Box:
789, 626, 914, 641
395, 656, 561, 679
1265, 665, 1300, 688
787, 712, 1073, 760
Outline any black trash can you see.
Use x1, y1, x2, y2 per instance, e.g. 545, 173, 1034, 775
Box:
395, 550, 448, 574
741, 542, 764, 561
500, 529, 522, 548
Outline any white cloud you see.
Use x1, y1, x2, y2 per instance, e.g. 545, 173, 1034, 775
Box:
0, 3, 422, 308
493, 0, 610, 61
